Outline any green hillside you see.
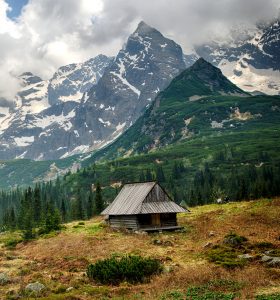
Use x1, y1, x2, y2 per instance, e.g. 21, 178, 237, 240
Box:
0, 155, 79, 189
84, 58, 278, 162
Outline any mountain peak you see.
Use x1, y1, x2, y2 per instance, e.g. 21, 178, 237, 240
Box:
162, 58, 245, 98
19, 72, 43, 85
191, 57, 217, 71
134, 21, 156, 35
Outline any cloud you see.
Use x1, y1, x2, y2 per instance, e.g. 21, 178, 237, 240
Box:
0, 0, 279, 101
98, 0, 280, 50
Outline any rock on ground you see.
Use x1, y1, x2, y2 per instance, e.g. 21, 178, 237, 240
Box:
25, 282, 46, 294
0, 273, 10, 285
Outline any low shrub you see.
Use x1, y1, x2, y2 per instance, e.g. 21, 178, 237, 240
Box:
185, 279, 242, 300
207, 279, 244, 292
223, 232, 248, 248
161, 290, 184, 300
186, 288, 235, 300
269, 249, 280, 256
4, 238, 22, 249
161, 280, 242, 300
206, 246, 246, 269
87, 255, 162, 285
256, 293, 280, 300
53, 285, 67, 294
250, 242, 275, 252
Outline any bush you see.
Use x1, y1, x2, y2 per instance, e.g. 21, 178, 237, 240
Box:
186, 288, 235, 300
256, 293, 280, 300
185, 279, 241, 300
161, 280, 243, 300
251, 242, 275, 251
206, 246, 247, 269
4, 238, 22, 249
223, 233, 248, 248
87, 255, 162, 285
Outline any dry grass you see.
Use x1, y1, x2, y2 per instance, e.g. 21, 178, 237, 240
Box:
0, 198, 279, 299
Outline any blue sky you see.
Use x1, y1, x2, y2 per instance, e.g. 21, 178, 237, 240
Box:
6, 0, 28, 19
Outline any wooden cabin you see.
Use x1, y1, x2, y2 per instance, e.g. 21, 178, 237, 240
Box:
101, 182, 188, 231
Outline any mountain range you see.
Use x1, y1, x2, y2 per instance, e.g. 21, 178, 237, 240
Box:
0, 22, 187, 161
85, 57, 279, 165
0, 57, 279, 189
0, 19, 279, 188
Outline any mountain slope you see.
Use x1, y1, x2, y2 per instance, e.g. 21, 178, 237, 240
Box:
87, 58, 256, 160
70, 21, 186, 155
0, 60, 280, 189
48, 55, 113, 105
0, 22, 186, 161
0, 55, 112, 160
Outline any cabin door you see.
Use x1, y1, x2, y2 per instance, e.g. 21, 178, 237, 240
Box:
151, 214, 161, 226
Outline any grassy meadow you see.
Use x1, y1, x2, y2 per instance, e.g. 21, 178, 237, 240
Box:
0, 198, 279, 299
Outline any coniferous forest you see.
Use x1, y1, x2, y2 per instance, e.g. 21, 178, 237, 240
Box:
1, 153, 280, 234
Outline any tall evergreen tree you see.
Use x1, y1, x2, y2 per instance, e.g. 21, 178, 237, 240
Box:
156, 165, 166, 182
139, 170, 145, 182
33, 185, 41, 225
172, 162, 180, 179
60, 198, 67, 223
95, 182, 104, 215
87, 190, 94, 219
145, 169, 153, 181
75, 188, 85, 220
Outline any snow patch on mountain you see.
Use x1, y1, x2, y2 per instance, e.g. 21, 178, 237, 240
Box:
219, 56, 280, 95
110, 59, 141, 97
14, 136, 34, 147
33, 109, 75, 131
48, 55, 113, 105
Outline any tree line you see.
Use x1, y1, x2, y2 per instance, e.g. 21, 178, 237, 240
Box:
1, 179, 104, 238
1, 156, 280, 234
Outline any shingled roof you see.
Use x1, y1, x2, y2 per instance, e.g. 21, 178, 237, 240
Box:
101, 182, 187, 215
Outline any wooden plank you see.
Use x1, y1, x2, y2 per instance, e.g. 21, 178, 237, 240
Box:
140, 225, 183, 232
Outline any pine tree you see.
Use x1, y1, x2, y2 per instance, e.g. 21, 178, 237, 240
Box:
139, 170, 145, 182
173, 188, 180, 204
172, 162, 180, 179
60, 198, 67, 223
43, 203, 61, 233
145, 169, 153, 181
95, 182, 104, 215
9, 207, 16, 230
87, 191, 94, 219
18, 187, 32, 230
75, 188, 85, 220
156, 165, 165, 182
52, 208, 61, 231
22, 209, 34, 240
33, 185, 41, 225
44, 202, 54, 233
3, 207, 16, 230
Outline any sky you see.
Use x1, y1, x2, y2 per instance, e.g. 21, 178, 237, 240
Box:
0, 0, 279, 101
6, 0, 28, 19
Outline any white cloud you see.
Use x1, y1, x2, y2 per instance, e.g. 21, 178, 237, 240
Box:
0, 0, 279, 101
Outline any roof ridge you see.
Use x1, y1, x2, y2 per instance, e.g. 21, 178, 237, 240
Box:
124, 181, 156, 185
